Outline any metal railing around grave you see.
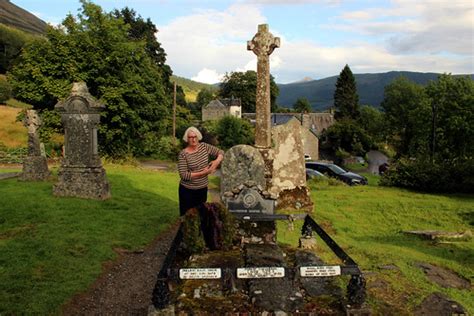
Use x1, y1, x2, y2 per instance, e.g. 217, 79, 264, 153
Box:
151, 214, 366, 309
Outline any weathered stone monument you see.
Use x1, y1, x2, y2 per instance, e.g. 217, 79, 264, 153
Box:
19, 109, 50, 181
246, 24, 312, 210
247, 24, 280, 149
53, 82, 110, 200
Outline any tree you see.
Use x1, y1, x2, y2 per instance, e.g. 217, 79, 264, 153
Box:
321, 119, 372, 157
381, 77, 431, 157
334, 64, 359, 120
215, 116, 254, 149
196, 88, 215, 110
0, 75, 12, 103
293, 97, 312, 113
358, 105, 385, 144
8, 0, 174, 157
219, 70, 279, 113
0, 24, 38, 73
113, 7, 173, 93
425, 74, 474, 161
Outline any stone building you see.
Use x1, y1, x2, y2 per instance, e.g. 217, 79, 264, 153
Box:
202, 98, 242, 121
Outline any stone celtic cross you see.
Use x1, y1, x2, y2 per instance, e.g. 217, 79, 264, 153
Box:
247, 24, 280, 148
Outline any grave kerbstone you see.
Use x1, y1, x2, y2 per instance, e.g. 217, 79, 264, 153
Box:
53, 82, 110, 199
244, 244, 304, 312
20, 109, 50, 181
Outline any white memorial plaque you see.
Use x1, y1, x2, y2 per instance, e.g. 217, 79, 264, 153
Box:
179, 268, 221, 279
237, 267, 285, 279
300, 266, 341, 277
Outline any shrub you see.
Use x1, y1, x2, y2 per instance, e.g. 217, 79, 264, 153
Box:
0, 76, 12, 103
181, 202, 235, 254
380, 158, 474, 193
148, 136, 181, 161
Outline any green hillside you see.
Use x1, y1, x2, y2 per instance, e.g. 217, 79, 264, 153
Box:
0, 0, 47, 35
277, 71, 474, 111
171, 75, 218, 102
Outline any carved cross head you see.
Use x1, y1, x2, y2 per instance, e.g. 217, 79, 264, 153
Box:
247, 24, 280, 57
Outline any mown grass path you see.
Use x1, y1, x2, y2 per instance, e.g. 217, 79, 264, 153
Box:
0, 165, 180, 314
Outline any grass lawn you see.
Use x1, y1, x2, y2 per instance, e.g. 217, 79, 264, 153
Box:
1, 164, 472, 314
0, 165, 180, 314
277, 177, 474, 314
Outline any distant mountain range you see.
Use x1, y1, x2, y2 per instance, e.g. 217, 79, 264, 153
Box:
277, 71, 474, 111
0, 0, 47, 35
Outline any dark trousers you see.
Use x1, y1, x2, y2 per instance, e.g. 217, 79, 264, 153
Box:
179, 184, 208, 216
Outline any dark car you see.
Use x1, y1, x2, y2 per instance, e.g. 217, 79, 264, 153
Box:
306, 168, 326, 180
305, 162, 368, 185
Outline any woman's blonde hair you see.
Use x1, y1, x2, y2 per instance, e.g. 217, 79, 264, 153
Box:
182, 126, 203, 142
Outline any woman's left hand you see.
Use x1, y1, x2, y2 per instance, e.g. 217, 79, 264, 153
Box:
208, 160, 218, 173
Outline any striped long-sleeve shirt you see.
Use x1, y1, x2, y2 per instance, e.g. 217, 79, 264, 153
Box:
178, 142, 224, 189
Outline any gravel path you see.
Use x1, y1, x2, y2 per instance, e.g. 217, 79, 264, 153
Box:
62, 222, 180, 316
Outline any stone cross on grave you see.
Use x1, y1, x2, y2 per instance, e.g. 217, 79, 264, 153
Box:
248, 24, 280, 148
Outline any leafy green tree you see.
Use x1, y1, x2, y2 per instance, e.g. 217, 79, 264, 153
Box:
219, 70, 279, 113
425, 74, 474, 161
196, 88, 215, 110
293, 97, 312, 113
113, 7, 173, 93
381, 77, 431, 157
8, 1, 174, 157
215, 116, 254, 149
0, 75, 12, 103
321, 119, 372, 157
334, 64, 359, 120
358, 105, 385, 144
0, 24, 37, 73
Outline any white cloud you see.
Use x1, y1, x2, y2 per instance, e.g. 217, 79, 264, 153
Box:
191, 68, 224, 84
333, 0, 474, 56
157, 1, 473, 84
157, 3, 267, 82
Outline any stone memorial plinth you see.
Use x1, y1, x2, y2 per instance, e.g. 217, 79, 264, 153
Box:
53, 82, 110, 200
270, 118, 313, 210
20, 110, 50, 181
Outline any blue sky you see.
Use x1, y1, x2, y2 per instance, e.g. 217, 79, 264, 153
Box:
12, 0, 474, 83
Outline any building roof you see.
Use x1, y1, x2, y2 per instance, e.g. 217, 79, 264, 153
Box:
205, 100, 226, 108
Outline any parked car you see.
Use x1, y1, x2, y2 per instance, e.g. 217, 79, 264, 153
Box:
305, 168, 326, 180
305, 162, 368, 185
304, 154, 312, 161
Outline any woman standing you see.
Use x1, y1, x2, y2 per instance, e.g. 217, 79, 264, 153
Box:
177, 127, 224, 216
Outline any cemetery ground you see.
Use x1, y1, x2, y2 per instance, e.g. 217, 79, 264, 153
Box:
0, 164, 472, 314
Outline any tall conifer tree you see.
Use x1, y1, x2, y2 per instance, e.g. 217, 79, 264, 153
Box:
334, 64, 359, 120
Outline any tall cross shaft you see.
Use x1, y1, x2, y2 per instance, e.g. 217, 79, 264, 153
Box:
248, 24, 280, 148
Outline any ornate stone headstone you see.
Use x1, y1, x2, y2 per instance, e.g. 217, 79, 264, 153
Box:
20, 109, 50, 181
53, 82, 110, 199
247, 24, 280, 149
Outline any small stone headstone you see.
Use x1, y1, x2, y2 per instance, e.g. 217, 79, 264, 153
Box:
53, 82, 110, 199
20, 109, 50, 181
220, 145, 266, 197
